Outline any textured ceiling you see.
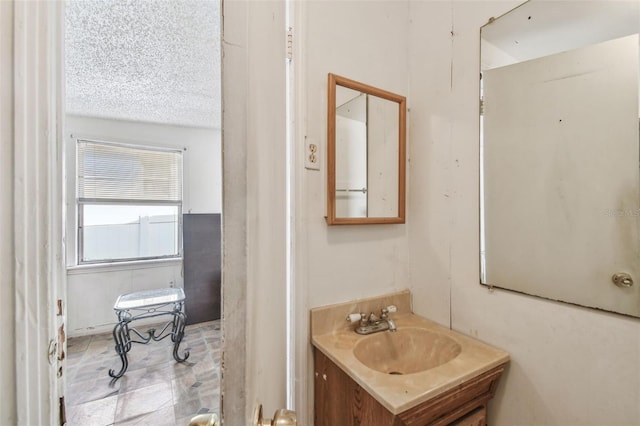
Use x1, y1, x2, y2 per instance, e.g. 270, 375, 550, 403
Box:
66, 0, 220, 129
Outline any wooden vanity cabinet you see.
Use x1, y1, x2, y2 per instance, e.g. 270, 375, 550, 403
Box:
313, 348, 505, 426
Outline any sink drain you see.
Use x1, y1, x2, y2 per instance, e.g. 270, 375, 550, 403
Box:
388, 371, 403, 375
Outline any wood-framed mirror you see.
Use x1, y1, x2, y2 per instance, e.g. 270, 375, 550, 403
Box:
326, 73, 406, 225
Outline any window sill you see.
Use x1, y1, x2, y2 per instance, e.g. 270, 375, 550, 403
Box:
67, 257, 182, 275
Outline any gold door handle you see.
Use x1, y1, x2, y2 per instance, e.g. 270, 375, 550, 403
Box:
612, 273, 633, 288
189, 413, 219, 426
254, 404, 298, 426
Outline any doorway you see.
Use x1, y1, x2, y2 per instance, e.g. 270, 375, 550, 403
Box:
63, 0, 222, 423
10, 1, 294, 423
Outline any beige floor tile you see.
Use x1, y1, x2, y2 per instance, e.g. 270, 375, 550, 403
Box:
66, 393, 118, 426
66, 320, 221, 426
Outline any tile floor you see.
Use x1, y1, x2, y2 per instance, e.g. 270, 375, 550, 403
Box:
66, 320, 221, 426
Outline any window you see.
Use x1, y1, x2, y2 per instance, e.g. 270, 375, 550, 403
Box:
77, 140, 183, 264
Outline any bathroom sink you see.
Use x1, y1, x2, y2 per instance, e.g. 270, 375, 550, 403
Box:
353, 327, 461, 375
311, 291, 510, 414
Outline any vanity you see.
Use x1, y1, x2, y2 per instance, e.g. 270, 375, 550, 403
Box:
311, 291, 509, 425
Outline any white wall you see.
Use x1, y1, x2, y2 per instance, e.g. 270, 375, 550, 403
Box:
67, 261, 184, 335
65, 115, 221, 336
410, 1, 640, 424
301, 0, 411, 311
298, 1, 640, 424
0, 2, 16, 423
297, 1, 411, 424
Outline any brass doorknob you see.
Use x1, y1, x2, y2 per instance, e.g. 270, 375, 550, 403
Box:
254, 404, 298, 426
612, 272, 634, 288
189, 413, 219, 426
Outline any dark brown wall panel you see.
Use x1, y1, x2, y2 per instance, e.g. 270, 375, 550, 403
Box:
183, 213, 221, 324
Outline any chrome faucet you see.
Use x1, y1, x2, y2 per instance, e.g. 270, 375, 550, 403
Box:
380, 306, 397, 332
347, 305, 397, 335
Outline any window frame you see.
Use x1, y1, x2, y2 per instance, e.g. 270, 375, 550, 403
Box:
75, 139, 184, 265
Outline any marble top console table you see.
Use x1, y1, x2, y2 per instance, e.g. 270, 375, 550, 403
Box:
109, 287, 190, 380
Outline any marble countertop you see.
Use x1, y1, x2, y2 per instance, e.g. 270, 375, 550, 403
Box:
311, 292, 509, 415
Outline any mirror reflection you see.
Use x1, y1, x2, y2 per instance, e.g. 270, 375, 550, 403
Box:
336, 87, 368, 218
327, 73, 406, 225
480, 0, 640, 316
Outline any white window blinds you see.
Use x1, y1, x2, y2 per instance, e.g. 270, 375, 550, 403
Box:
77, 140, 183, 203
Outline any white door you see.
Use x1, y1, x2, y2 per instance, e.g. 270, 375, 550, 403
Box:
221, 0, 290, 424
9, 1, 67, 424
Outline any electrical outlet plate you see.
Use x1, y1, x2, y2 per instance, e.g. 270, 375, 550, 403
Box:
305, 137, 320, 170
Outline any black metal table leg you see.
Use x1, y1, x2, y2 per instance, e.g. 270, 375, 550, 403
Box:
172, 310, 190, 363
108, 321, 130, 379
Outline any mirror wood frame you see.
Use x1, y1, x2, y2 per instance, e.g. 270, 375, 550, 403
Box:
326, 73, 407, 225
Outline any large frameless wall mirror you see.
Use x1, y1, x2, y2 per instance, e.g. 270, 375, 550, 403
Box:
326, 73, 406, 225
480, 0, 640, 316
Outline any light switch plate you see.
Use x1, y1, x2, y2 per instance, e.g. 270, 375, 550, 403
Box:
305, 137, 320, 171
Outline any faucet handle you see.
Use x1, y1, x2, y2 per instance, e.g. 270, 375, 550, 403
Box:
346, 313, 362, 323
381, 305, 397, 318
346, 312, 367, 326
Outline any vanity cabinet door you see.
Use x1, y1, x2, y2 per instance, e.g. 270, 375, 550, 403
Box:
448, 407, 486, 426
314, 348, 395, 425
313, 347, 502, 426
314, 347, 349, 425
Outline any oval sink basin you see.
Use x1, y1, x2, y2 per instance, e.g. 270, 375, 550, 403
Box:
353, 327, 462, 375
